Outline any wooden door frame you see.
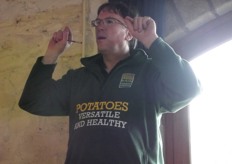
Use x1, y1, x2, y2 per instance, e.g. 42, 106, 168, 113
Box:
162, 107, 191, 164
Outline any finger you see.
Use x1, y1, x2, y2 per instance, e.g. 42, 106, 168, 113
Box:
57, 30, 63, 41
124, 17, 134, 32
138, 17, 144, 32
49, 35, 57, 46
142, 17, 150, 30
125, 16, 134, 22
125, 17, 144, 38
133, 17, 139, 31
52, 32, 57, 42
53, 30, 63, 42
145, 17, 156, 31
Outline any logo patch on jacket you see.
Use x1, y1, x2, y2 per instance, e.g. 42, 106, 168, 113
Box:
119, 73, 135, 88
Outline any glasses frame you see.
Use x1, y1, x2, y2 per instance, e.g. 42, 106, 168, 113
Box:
91, 17, 127, 28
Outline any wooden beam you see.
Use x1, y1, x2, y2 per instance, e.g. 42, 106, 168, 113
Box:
171, 11, 232, 60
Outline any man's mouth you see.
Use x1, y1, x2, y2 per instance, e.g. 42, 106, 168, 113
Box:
97, 36, 106, 40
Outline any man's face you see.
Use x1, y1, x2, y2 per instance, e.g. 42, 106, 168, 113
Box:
94, 10, 130, 53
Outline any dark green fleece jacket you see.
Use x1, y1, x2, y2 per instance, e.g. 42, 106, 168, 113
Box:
19, 38, 200, 164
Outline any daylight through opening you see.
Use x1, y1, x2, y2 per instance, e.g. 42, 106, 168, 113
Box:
189, 40, 232, 164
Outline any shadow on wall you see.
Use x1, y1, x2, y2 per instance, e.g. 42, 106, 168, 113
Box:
0, 0, 106, 163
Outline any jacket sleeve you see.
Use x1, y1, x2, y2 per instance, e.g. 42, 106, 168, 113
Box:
18, 57, 71, 116
146, 37, 201, 113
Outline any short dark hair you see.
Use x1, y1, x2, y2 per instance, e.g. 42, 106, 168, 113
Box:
97, 2, 138, 49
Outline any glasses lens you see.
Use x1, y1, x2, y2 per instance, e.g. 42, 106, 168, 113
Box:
91, 19, 100, 27
91, 18, 126, 28
104, 18, 115, 25
91, 20, 97, 27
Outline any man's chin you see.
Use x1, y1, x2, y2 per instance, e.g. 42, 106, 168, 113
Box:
98, 48, 106, 54
97, 46, 108, 53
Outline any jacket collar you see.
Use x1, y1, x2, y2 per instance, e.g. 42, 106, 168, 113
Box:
81, 49, 149, 69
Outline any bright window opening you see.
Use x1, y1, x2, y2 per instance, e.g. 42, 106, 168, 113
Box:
190, 40, 232, 164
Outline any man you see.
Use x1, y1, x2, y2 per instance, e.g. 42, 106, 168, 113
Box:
19, 2, 201, 164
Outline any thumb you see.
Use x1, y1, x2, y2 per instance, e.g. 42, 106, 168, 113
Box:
63, 26, 72, 47
63, 27, 70, 41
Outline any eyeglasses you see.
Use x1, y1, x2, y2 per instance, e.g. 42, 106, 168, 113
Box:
91, 17, 127, 28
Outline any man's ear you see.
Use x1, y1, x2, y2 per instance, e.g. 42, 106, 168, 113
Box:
126, 31, 133, 41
